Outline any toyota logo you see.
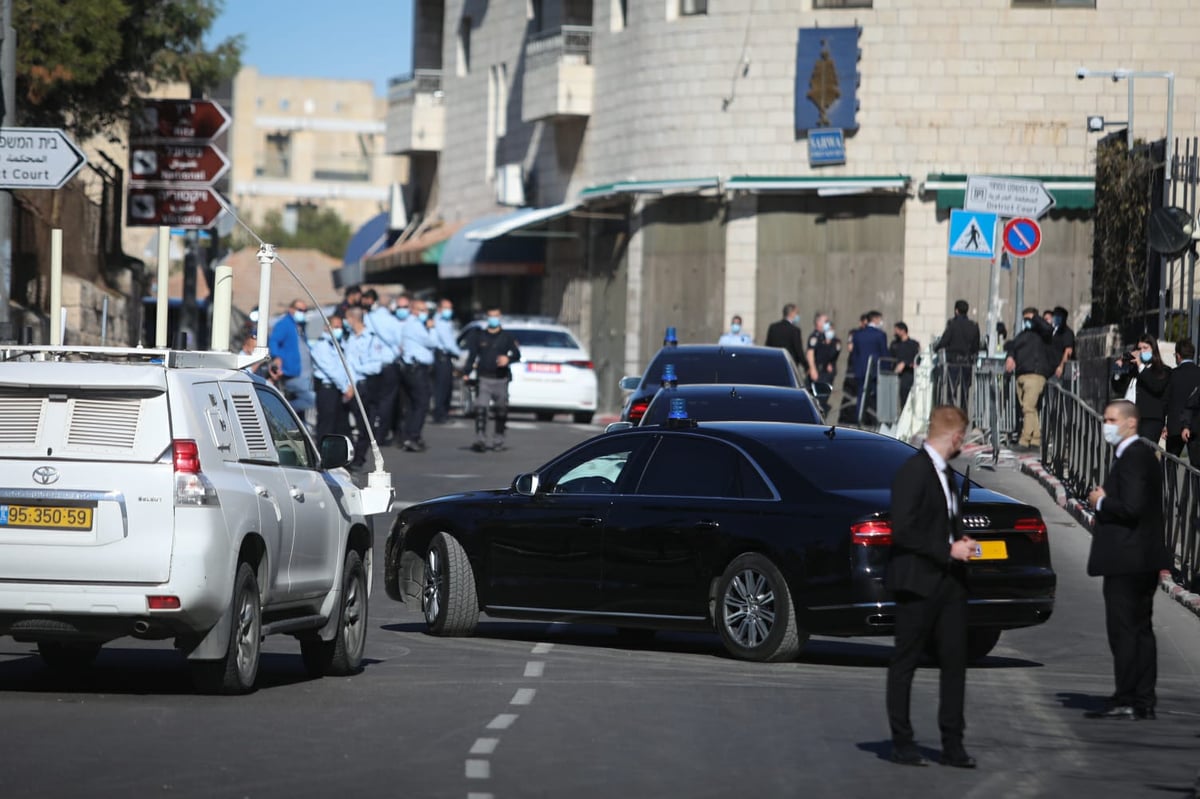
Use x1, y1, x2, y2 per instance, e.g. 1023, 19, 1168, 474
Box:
32, 466, 59, 486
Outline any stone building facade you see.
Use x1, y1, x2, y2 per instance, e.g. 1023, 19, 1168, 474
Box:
388, 0, 1199, 412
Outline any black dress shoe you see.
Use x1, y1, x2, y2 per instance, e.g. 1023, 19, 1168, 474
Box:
940, 750, 977, 769
1085, 705, 1135, 719
889, 746, 928, 767
1135, 707, 1157, 720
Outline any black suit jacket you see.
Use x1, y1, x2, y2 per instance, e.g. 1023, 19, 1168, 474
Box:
886, 449, 964, 597
1088, 439, 1169, 576
764, 319, 805, 366
1166, 361, 1200, 434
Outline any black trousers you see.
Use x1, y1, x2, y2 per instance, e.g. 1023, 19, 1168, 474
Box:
314, 383, 350, 442
899, 371, 915, 409
1103, 571, 1159, 711
351, 378, 379, 466
1137, 417, 1164, 445
401, 362, 433, 442
887, 575, 968, 747
1164, 433, 1200, 465
945, 362, 973, 411
374, 363, 401, 443
432, 352, 454, 422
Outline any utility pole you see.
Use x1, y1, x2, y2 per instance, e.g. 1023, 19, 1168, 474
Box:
0, 0, 15, 333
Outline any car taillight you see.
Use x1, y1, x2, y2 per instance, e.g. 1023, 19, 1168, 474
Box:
851, 519, 893, 546
1014, 517, 1047, 543
173, 439, 218, 507
147, 595, 181, 610
567, 360, 593, 369
173, 439, 201, 473
629, 399, 650, 423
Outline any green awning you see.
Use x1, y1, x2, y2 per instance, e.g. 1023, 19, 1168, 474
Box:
923, 174, 1095, 211
580, 177, 721, 201
724, 175, 910, 194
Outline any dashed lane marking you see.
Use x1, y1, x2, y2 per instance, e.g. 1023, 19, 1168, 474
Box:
470, 738, 500, 755
511, 688, 536, 705
465, 760, 490, 779
486, 713, 518, 730
467, 794, 494, 799
524, 661, 545, 678
531, 642, 554, 654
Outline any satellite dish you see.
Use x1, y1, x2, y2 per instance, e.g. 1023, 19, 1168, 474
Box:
1147, 206, 1195, 257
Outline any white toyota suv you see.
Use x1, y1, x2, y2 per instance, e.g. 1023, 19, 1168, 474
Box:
0, 345, 375, 694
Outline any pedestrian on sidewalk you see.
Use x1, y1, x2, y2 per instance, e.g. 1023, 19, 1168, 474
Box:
462, 307, 521, 452
1113, 334, 1171, 444
1085, 399, 1169, 721
885, 405, 978, 769
1167, 338, 1200, 463
1004, 307, 1053, 451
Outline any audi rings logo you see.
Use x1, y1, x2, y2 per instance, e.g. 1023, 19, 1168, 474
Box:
32, 466, 60, 485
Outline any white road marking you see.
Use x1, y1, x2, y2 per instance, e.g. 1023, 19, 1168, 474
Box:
428, 474, 482, 479
470, 738, 499, 755
465, 760, 491, 779
531, 642, 554, 654
467, 794, 494, 799
487, 713, 518, 730
524, 661, 545, 678
511, 688, 536, 705
505, 421, 537, 430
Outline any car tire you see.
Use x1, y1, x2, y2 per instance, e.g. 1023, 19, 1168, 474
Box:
423, 532, 479, 636
716, 553, 805, 662
191, 562, 262, 694
573, 412, 594, 424
535, 411, 555, 422
966, 628, 1001, 662
301, 549, 368, 677
37, 641, 101, 671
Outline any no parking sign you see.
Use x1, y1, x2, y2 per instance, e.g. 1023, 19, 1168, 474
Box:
1003, 217, 1042, 257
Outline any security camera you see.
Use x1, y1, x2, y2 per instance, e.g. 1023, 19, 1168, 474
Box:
1076, 67, 1088, 80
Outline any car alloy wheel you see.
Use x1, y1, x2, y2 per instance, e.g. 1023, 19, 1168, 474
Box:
422, 545, 443, 625
422, 532, 479, 636
723, 567, 777, 649
715, 553, 804, 662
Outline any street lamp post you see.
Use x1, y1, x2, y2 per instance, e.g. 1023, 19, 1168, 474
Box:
1078, 67, 1176, 335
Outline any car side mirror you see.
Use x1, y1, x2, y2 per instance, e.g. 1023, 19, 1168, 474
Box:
619, 376, 640, 391
319, 434, 353, 470
810, 381, 833, 399
605, 421, 634, 433
513, 472, 541, 496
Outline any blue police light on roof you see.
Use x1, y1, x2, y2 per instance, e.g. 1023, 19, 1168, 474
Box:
664, 326, 678, 346
668, 397, 688, 420
661, 363, 678, 386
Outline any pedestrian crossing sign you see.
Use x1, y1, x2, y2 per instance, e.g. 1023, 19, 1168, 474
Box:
948, 209, 997, 259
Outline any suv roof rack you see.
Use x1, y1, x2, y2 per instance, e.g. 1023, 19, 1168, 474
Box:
0, 345, 239, 369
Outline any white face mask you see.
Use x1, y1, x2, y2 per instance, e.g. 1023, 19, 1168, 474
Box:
1102, 423, 1123, 446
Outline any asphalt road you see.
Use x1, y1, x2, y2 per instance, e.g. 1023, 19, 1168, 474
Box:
1, 415, 1199, 799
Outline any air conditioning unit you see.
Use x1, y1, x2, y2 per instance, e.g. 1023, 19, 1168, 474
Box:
496, 163, 526, 206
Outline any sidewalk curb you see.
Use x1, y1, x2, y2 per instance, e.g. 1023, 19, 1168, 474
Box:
965, 445, 1200, 620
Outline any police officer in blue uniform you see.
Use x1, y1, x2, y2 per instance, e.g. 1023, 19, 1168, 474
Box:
718, 315, 753, 346
342, 306, 389, 468
309, 314, 355, 442
362, 289, 403, 445
431, 298, 464, 423
398, 298, 438, 452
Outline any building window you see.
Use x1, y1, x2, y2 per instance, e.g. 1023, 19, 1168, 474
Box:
611, 0, 628, 31
457, 16, 472, 76
256, 132, 291, 179
1012, 0, 1095, 6
813, 0, 872, 7
680, 0, 707, 15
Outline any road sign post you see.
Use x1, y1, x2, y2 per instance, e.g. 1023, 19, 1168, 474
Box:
1003, 217, 1042, 258
128, 186, 227, 228
965, 176, 1055, 219
0, 128, 87, 189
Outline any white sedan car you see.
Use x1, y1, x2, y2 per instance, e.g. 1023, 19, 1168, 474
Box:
462, 319, 598, 424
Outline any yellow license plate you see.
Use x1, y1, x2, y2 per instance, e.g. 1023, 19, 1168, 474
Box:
970, 540, 1008, 560
1, 504, 94, 530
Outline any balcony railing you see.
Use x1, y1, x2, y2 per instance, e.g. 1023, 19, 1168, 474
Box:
388, 69, 444, 104
525, 25, 593, 66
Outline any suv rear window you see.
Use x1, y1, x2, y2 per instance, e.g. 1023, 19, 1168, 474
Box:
643, 350, 796, 389
641, 391, 819, 425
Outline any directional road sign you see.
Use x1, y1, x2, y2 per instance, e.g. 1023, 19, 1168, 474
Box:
1003, 217, 1042, 257
948, 209, 997, 259
127, 186, 227, 229
130, 142, 229, 185
132, 99, 231, 141
964, 175, 1055, 219
0, 127, 87, 189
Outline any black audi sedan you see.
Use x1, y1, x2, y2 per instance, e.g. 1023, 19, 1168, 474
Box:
384, 422, 1055, 663
618, 345, 804, 423
638, 384, 824, 427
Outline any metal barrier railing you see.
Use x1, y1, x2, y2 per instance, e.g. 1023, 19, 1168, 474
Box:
1042, 380, 1200, 591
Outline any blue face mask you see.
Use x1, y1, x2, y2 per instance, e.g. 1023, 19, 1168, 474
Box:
1054, 315, 1065, 326
1140, 350, 1153, 364
440, 308, 453, 321
487, 316, 501, 329
418, 312, 428, 322
395, 307, 410, 320
1023, 319, 1033, 331
292, 310, 307, 325
331, 328, 343, 341
730, 323, 741, 334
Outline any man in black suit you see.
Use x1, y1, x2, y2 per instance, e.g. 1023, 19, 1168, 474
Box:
764, 303, 805, 368
1086, 399, 1168, 720
1168, 338, 1200, 464
937, 300, 981, 411
886, 405, 979, 768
